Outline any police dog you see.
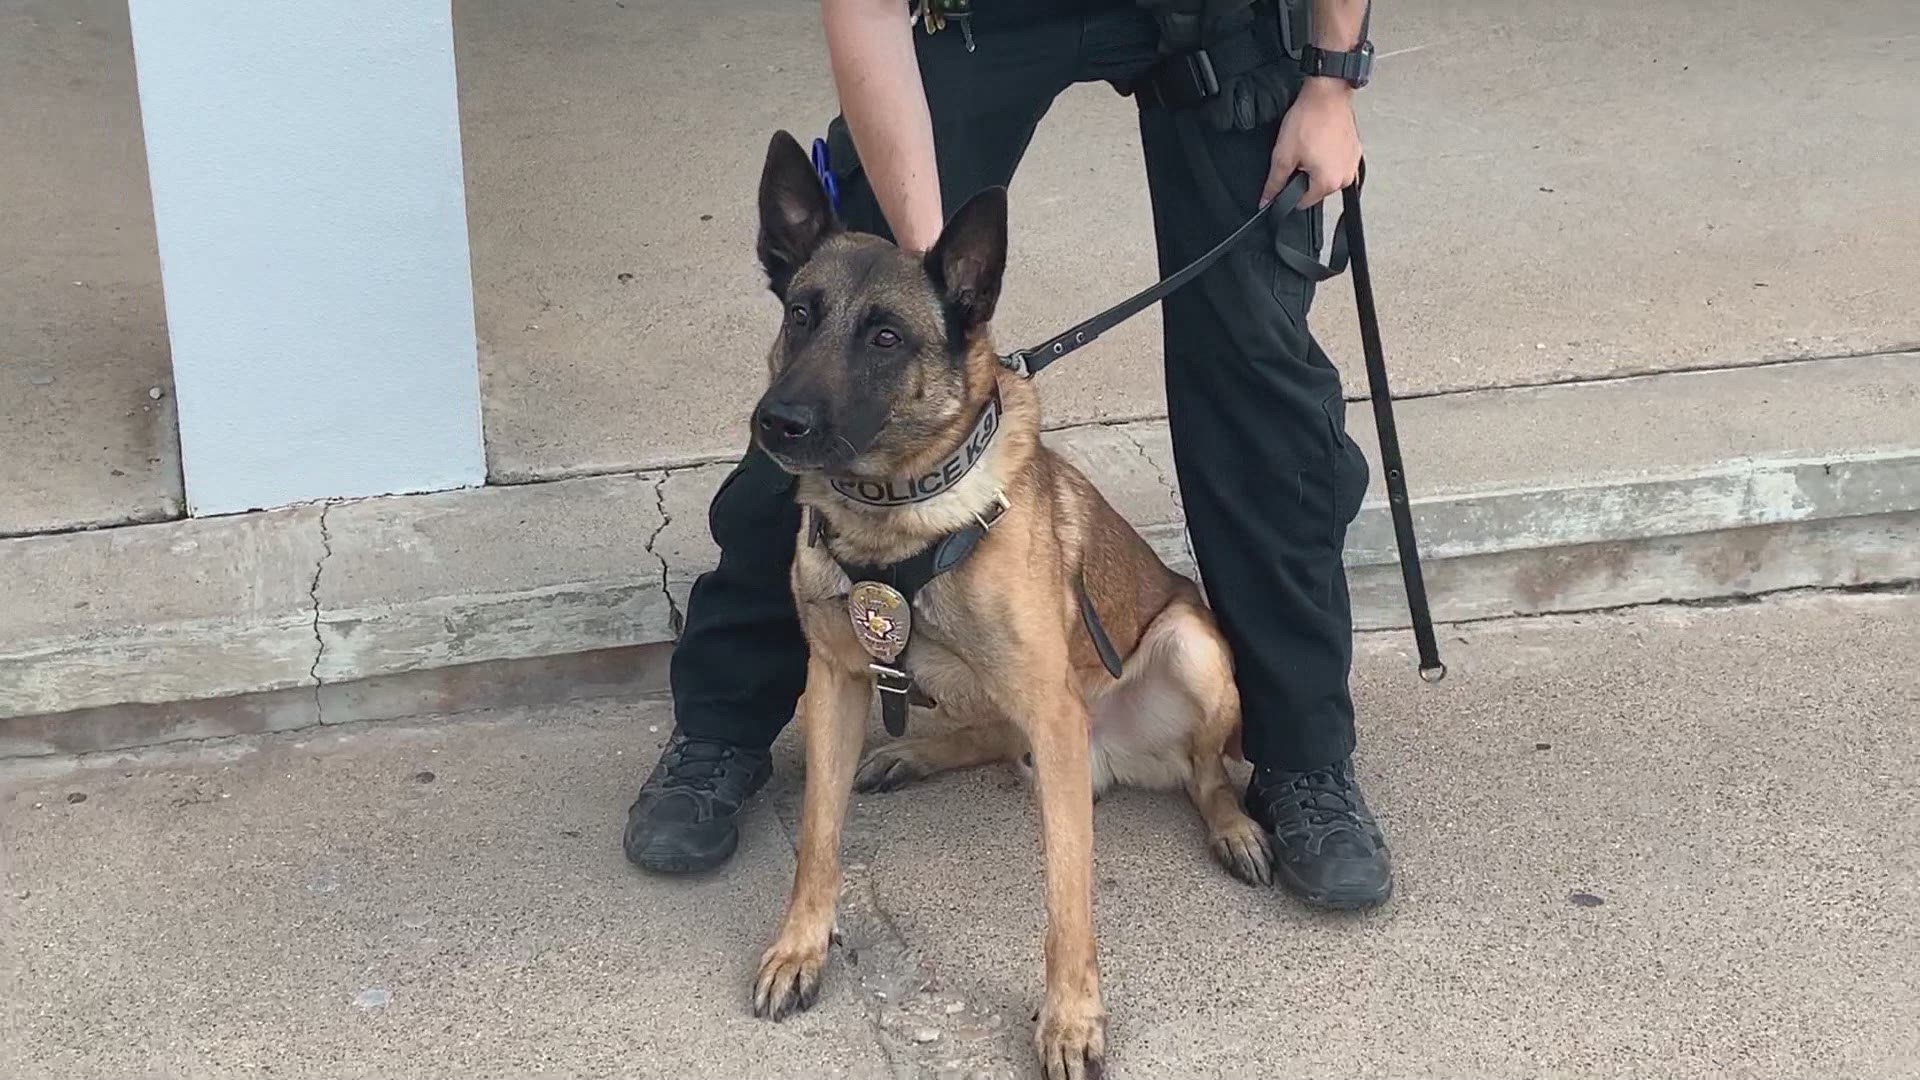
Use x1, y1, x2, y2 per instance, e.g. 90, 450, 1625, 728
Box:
744, 130, 1268, 1080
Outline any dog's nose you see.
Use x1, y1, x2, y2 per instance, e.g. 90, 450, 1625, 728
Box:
754, 400, 817, 443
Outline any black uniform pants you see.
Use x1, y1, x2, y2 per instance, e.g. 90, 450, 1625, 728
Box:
667, 7, 1371, 772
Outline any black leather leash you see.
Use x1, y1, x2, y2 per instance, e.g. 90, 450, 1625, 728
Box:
1340, 165, 1446, 682
999, 174, 1311, 378
1000, 164, 1446, 681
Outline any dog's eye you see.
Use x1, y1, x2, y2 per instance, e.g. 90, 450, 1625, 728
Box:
870, 328, 900, 348
788, 304, 810, 328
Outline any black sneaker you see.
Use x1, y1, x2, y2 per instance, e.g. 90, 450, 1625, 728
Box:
1244, 757, 1393, 910
623, 731, 773, 874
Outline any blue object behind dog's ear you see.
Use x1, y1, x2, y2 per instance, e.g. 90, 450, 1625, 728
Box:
810, 137, 842, 216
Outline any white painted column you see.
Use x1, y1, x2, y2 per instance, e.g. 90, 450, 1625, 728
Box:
126, 0, 486, 516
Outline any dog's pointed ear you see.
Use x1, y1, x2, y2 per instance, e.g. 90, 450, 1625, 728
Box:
756, 130, 838, 296
924, 186, 1008, 332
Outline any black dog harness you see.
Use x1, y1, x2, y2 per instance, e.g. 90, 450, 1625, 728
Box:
814, 166, 1444, 738
813, 497, 1128, 738
809, 493, 1001, 737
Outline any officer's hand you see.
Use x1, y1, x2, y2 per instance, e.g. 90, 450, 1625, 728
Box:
1263, 77, 1361, 210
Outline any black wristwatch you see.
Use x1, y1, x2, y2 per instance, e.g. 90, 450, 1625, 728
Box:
1299, 40, 1375, 89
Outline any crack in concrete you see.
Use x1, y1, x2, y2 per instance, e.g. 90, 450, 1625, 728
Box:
765, 792, 917, 1069
765, 776, 1008, 1076
307, 502, 334, 722
1115, 424, 1200, 595
643, 472, 684, 638
1118, 424, 1178, 504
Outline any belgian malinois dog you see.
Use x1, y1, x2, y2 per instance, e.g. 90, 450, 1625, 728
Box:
744, 130, 1270, 1079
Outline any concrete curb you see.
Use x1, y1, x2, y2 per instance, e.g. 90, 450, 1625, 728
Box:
4, 354, 1916, 755
1138, 451, 1920, 627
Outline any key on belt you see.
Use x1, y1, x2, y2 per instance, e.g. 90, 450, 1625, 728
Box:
916, 0, 975, 52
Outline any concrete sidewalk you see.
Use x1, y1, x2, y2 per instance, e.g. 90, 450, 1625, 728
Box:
6, 590, 1917, 1079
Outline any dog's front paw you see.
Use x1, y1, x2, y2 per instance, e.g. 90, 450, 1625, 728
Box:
1035, 993, 1107, 1080
752, 931, 829, 1021
1210, 813, 1275, 887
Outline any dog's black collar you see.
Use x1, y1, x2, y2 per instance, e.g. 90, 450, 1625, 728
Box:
827, 387, 1003, 508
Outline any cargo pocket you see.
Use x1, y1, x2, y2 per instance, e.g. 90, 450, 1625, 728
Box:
1322, 387, 1370, 535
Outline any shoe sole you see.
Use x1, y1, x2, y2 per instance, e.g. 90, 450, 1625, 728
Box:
627, 825, 740, 874
1288, 886, 1393, 912
1275, 869, 1394, 912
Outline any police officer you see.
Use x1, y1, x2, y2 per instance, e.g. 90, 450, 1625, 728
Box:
626, 0, 1393, 910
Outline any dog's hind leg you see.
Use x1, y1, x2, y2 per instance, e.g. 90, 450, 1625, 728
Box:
753, 654, 870, 1021
1161, 599, 1274, 886
854, 709, 1026, 793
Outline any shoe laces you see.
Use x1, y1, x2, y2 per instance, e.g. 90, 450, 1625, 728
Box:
658, 736, 737, 794
1281, 765, 1365, 828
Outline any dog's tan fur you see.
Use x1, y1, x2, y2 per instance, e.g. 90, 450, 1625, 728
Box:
743, 131, 1268, 1080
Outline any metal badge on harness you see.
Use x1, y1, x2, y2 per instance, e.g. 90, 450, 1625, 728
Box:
848, 580, 916, 735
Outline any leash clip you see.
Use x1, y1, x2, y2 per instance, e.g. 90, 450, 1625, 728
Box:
999, 350, 1032, 379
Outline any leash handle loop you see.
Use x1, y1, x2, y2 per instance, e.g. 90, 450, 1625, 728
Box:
1340, 162, 1446, 680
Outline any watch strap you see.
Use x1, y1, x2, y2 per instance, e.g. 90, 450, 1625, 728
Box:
1299, 40, 1374, 88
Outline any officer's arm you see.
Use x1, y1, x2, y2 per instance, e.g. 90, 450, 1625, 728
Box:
1310, 0, 1369, 55
1264, 0, 1369, 208
820, 0, 946, 252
